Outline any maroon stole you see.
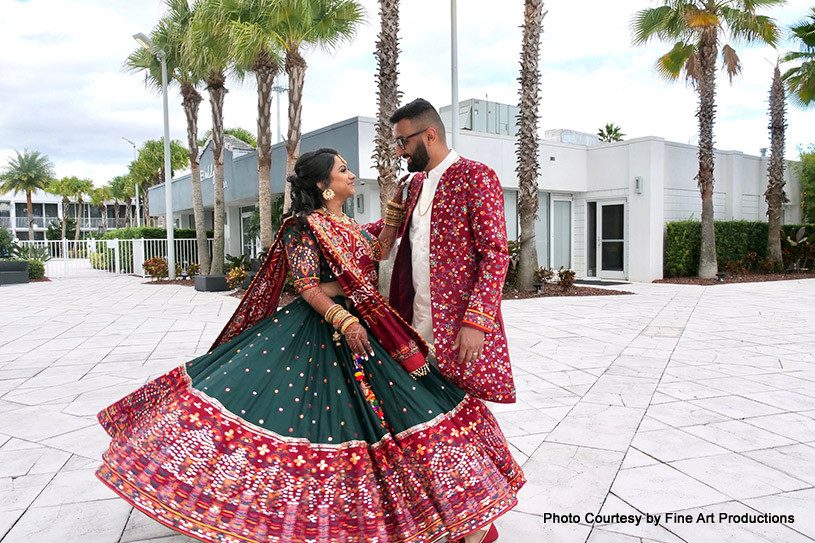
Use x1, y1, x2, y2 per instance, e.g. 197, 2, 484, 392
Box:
211, 215, 430, 376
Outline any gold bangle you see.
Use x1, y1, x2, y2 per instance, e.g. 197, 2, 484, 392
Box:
324, 303, 343, 322
332, 310, 351, 329
387, 200, 405, 211
340, 316, 359, 334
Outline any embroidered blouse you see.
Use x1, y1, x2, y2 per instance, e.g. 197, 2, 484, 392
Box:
283, 219, 382, 294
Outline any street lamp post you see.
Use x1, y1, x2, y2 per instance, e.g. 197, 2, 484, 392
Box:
133, 32, 175, 279
121, 137, 141, 228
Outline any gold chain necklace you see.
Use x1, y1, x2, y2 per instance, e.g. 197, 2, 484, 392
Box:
321, 207, 353, 225
416, 176, 434, 217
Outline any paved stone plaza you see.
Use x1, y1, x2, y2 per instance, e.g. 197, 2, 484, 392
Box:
1, 272, 814, 542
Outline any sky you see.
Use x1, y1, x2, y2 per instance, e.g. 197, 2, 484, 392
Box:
1, 0, 812, 187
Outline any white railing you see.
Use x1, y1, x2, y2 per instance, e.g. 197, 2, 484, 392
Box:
13, 217, 60, 229
14, 238, 214, 278
0, 217, 11, 228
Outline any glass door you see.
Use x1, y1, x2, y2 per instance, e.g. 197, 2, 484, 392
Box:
599, 202, 626, 279
550, 198, 572, 270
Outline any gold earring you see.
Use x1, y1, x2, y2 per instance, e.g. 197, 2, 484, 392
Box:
322, 188, 336, 201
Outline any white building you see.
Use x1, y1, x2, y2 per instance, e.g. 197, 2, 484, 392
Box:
0, 190, 139, 240
148, 100, 802, 283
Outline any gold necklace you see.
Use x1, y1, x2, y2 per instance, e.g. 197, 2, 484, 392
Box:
416, 177, 434, 217
321, 206, 353, 224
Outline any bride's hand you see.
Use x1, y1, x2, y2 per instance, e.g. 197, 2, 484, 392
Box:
344, 322, 374, 359
390, 174, 410, 205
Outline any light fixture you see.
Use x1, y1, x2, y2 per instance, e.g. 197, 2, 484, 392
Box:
133, 31, 175, 279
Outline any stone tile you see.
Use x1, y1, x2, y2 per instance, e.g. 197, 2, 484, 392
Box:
31, 468, 116, 507
517, 442, 624, 515
492, 509, 593, 543
40, 423, 111, 459
610, 463, 729, 513
683, 420, 796, 453
744, 390, 815, 412
744, 444, 815, 485
663, 500, 812, 543
547, 403, 645, 452
120, 508, 195, 542
743, 412, 815, 443
689, 395, 783, 419
0, 510, 23, 539
2, 498, 132, 543
670, 452, 809, 500
742, 488, 815, 539
644, 401, 731, 428
0, 405, 94, 441
631, 428, 729, 463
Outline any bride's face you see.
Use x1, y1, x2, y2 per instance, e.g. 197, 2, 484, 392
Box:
324, 154, 356, 203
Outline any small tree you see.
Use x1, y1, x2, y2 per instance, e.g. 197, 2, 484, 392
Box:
597, 123, 625, 142
0, 150, 54, 240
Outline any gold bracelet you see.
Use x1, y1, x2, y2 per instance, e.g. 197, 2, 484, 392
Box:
387, 200, 405, 211
332, 309, 351, 329
324, 304, 343, 322
339, 316, 359, 334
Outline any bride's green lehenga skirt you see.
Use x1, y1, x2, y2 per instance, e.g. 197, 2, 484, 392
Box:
96, 297, 525, 543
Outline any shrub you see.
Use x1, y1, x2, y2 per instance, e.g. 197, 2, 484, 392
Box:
557, 267, 576, 290
27, 259, 45, 279
0, 226, 16, 258
535, 266, 554, 285
12, 244, 52, 262
225, 253, 251, 271
89, 251, 111, 270
226, 267, 247, 289
186, 262, 200, 276
503, 239, 521, 291
664, 220, 815, 277
142, 257, 168, 280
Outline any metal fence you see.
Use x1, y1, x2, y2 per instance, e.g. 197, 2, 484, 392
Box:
15, 238, 213, 278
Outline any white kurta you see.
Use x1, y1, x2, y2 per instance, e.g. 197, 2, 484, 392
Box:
409, 149, 459, 347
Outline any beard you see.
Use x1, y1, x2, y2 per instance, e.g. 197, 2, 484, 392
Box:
406, 140, 430, 172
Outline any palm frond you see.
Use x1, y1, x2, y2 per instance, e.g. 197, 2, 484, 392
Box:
656, 41, 695, 82
721, 43, 742, 81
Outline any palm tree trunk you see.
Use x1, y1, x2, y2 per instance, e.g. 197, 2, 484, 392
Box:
140, 182, 150, 224
61, 197, 69, 239
100, 204, 108, 234
124, 198, 132, 228
74, 198, 83, 241
207, 70, 228, 275
255, 51, 279, 251
373, 0, 403, 294
516, 0, 546, 291
283, 48, 307, 212
696, 28, 718, 279
765, 64, 787, 269
182, 82, 210, 275
26, 191, 35, 240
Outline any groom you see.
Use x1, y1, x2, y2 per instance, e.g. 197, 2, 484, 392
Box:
383, 98, 515, 404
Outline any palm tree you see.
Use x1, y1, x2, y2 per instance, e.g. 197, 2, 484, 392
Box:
68, 178, 94, 241
516, 0, 546, 291
108, 175, 129, 228
631, 0, 783, 279
372, 0, 402, 293
274, 0, 365, 211
129, 139, 190, 224
0, 150, 54, 240
48, 176, 85, 239
127, 0, 211, 274
90, 186, 113, 235
187, 0, 234, 274
597, 123, 625, 142
765, 63, 787, 270
220, 0, 284, 251
782, 7, 815, 109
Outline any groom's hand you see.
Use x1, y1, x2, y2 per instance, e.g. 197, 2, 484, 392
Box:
451, 326, 485, 364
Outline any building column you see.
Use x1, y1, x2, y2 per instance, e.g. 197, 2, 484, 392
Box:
628, 139, 665, 282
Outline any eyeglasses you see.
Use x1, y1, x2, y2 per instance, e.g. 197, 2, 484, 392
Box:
394, 128, 428, 150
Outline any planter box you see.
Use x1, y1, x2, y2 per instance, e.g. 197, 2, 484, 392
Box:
0, 260, 29, 285
194, 274, 229, 292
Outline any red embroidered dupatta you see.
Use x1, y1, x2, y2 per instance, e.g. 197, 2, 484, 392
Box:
211, 215, 430, 376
